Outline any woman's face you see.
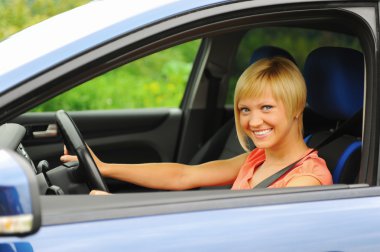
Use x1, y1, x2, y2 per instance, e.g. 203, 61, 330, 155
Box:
238, 88, 298, 151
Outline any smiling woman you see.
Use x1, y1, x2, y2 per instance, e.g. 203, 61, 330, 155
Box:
232, 57, 332, 189
234, 57, 307, 151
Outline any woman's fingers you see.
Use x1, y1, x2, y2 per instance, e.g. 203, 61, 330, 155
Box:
90, 190, 111, 195
60, 154, 78, 163
63, 145, 69, 155
61, 145, 78, 162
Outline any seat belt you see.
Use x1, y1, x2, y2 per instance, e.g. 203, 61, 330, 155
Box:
254, 109, 362, 188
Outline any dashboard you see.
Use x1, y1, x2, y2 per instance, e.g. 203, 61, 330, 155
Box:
0, 123, 37, 173
0, 123, 88, 195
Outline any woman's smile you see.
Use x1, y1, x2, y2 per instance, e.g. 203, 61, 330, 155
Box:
253, 128, 273, 138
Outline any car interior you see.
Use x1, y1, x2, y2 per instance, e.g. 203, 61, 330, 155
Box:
190, 45, 363, 190
1, 9, 370, 200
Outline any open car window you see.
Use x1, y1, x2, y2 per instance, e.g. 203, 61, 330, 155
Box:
32, 40, 201, 111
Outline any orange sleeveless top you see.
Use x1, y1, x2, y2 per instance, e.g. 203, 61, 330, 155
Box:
231, 148, 333, 190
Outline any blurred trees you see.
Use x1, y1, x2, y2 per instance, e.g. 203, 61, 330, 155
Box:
0, 0, 89, 41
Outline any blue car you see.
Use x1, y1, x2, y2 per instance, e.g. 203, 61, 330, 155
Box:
0, 0, 379, 251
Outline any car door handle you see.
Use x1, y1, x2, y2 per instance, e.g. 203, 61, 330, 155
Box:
33, 124, 58, 138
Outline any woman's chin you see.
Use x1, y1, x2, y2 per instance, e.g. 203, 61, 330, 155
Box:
252, 139, 274, 149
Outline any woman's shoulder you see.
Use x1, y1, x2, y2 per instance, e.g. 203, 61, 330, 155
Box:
301, 149, 327, 167
293, 150, 333, 185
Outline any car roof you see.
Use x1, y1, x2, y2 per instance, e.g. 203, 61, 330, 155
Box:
0, 0, 222, 93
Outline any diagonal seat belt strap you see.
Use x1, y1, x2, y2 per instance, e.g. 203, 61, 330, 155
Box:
254, 109, 362, 188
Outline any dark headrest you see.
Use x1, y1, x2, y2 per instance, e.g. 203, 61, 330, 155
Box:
250, 45, 297, 65
304, 47, 364, 121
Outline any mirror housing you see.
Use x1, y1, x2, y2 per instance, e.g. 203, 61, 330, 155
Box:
0, 149, 41, 236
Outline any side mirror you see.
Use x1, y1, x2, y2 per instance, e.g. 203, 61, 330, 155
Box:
0, 149, 41, 236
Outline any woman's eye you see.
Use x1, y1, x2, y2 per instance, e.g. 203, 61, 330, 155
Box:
262, 105, 273, 111
240, 107, 249, 113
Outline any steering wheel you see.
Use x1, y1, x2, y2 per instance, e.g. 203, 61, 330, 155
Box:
55, 110, 109, 192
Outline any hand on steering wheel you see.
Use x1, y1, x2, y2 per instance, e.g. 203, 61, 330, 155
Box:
56, 110, 109, 192
60, 145, 78, 162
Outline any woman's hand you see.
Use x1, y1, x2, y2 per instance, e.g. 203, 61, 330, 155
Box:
60, 145, 78, 162
60, 145, 107, 175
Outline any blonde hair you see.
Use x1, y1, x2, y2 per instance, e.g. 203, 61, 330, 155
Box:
234, 57, 306, 151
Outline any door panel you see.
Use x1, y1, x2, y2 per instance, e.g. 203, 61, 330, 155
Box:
12, 108, 182, 170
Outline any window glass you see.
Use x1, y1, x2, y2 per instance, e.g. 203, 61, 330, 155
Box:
32, 40, 200, 111
225, 27, 361, 105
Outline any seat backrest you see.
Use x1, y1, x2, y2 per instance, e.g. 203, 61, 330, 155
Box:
303, 46, 364, 183
190, 46, 296, 165
249, 45, 297, 65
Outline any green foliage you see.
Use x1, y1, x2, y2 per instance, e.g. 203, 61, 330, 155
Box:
32, 40, 201, 111
0, 0, 89, 41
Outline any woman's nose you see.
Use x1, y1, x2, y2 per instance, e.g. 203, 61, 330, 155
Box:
248, 114, 263, 127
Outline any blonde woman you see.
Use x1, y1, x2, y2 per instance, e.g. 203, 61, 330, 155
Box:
61, 57, 332, 193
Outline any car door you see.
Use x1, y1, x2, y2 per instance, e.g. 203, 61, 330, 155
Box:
8, 0, 380, 190
1, 0, 380, 251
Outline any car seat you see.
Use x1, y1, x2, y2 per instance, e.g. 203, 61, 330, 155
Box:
303, 46, 364, 184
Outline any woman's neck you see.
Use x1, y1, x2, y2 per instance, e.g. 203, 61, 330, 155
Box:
264, 135, 309, 166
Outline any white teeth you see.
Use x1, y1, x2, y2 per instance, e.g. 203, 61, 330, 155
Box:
254, 129, 272, 136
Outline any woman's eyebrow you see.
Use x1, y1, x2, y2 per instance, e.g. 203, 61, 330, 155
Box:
237, 101, 249, 106
256, 99, 276, 105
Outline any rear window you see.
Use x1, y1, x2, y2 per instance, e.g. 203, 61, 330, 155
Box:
225, 27, 361, 105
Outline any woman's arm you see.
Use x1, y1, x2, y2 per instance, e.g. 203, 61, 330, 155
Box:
61, 147, 247, 190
